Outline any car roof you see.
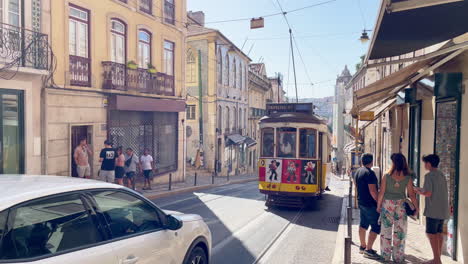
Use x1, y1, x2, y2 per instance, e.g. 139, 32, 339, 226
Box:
0, 175, 124, 212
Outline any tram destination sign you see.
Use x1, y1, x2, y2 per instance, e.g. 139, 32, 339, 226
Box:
266, 103, 314, 115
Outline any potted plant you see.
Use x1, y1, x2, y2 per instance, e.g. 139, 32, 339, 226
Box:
147, 63, 157, 73
127, 60, 138, 70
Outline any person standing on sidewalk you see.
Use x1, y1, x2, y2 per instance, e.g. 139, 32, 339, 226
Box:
377, 153, 418, 263
415, 154, 449, 264
74, 138, 92, 178
99, 140, 117, 182
140, 148, 154, 190
114, 146, 125, 185
355, 153, 381, 260
124, 148, 140, 190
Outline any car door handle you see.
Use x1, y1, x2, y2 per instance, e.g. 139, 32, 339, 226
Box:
122, 256, 139, 264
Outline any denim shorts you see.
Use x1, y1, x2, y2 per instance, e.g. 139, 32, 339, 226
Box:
426, 217, 444, 234
359, 205, 381, 234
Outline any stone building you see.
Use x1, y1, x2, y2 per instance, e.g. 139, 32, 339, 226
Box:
45, 0, 187, 183
0, 0, 51, 174
247, 63, 271, 172
185, 11, 251, 176
268, 74, 286, 103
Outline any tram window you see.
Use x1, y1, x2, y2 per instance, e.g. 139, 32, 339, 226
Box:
277, 128, 296, 158
299, 129, 316, 158
261, 128, 274, 157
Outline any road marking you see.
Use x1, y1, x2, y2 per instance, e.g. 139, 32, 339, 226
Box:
252, 208, 304, 264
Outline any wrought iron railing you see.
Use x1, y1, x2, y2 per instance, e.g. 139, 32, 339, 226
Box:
69, 55, 91, 86
102, 61, 175, 96
0, 22, 49, 70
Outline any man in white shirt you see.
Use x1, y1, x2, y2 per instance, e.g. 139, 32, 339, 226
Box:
140, 148, 154, 190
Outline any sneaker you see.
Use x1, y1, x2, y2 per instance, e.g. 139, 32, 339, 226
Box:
363, 249, 381, 260
359, 246, 366, 254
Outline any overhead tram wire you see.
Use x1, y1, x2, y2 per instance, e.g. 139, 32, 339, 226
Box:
292, 35, 315, 90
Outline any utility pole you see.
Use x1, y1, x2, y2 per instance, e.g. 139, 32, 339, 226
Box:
289, 29, 299, 103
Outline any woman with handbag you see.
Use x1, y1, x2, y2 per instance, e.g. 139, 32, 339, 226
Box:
377, 153, 419, 263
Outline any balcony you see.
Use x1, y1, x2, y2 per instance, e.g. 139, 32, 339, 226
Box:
102, 61, 175, 96
69, 55, 91, 86
0, 23, 49, 70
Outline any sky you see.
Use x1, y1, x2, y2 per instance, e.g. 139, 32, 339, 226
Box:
187, 0, 380, 99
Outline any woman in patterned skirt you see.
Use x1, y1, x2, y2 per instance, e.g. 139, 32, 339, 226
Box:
377, 153, 418, 263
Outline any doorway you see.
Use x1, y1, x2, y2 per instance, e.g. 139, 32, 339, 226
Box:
71, 125, 92, 177
0, 90, 24, 174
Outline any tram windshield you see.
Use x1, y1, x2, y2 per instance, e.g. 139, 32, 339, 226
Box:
277, 127, 296, 158
262, 128, 274, 157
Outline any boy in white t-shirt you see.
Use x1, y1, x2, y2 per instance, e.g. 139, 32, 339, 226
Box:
140, 148, 154, 190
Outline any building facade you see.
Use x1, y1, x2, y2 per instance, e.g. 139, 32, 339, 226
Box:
185, 11, 251, 176
268, 74, 286, 103
46, 0, 187, 183
0, 0, 51, 175
248, 63, 271, 172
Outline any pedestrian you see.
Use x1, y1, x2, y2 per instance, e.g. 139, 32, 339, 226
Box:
124, 148, 139, 190
355, 153, 381, 260
114, 146, 125, 185
99, 140, 117, 183
73, 137, 92, 179
414, 154, 449, 264
140, 148, 154, 190
377, 153, 419, 263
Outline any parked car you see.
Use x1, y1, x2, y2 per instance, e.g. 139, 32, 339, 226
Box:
0, 175, 211, 264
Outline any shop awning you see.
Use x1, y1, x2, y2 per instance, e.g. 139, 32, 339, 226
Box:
244, 137, 257, 148
110, 95, 186, 112
226, 134, 246, 146
369, 0, 468, 59
344, 142, 356, 154
359, 98, 397, 130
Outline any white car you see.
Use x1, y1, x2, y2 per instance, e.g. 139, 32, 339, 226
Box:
0, 176, 211, 264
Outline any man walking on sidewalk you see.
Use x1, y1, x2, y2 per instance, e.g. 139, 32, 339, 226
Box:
99, 140, 117, 182
415, 154, 449, 264
355, 153, 381, 260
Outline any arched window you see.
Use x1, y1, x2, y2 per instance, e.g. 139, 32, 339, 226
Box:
239, 63, 243, 90
226, 106, 230, 132
233, 58, 237, 88
110, 19, 126, 64
187, 49, 196, 83
138, 30, 151, 68
224, 54, 229, 86
217, 49, 222, 84
217, 105, 222, 131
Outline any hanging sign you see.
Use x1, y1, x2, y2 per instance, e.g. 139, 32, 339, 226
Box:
359, 111, 374, 121
250, 17, 264, 29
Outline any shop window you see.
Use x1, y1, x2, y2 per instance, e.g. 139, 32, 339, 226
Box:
186, 105, 196, 120
261, 128, 274, 157
277, 127, 296, 158
299, 128, 316, 158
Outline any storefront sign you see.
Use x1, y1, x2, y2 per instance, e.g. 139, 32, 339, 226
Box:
250, 17, 264, 29
359, 111, 375, 121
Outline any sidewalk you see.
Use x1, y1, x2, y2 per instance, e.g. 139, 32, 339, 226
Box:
333, 180, 457, 264
134, 172, 256, 200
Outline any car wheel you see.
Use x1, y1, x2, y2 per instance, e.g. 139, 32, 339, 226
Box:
184, 246, 207, 264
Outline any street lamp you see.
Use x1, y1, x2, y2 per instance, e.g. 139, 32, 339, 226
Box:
359, 29, 371, 44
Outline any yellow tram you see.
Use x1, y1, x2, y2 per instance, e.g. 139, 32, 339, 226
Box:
258, 103, 331, 207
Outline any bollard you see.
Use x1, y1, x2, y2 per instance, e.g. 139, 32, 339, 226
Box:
344, 236, 351, 264
194, 172, 197, 186
168, 173, 172, 191
347, 206, 353, 239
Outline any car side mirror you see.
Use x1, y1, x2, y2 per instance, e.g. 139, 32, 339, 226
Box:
165, 215, 183, 231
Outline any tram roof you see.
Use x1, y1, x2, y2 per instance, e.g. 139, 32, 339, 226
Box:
259, 112, 326, 124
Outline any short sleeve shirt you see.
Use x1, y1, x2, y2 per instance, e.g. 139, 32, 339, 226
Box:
125, 154, 140, 173
423, 169, 450, 220
140, 155, 153, 170
355, 167, 378, 207
100, 148, 117, 171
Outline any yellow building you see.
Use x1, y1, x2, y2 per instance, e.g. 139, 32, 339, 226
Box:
46, 0, 187, 183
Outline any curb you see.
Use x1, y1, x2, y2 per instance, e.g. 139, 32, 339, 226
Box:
331, 180, 350, 264
143, 178, 257, 200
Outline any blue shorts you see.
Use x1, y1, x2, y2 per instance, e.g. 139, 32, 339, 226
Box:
359, 205, 381, 234
126, 172, 136, 179
426, 217, 444, 234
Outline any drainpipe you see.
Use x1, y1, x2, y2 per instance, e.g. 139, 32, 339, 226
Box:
41, 85, 48, 175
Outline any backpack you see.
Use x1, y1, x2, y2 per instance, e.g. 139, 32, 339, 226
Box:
125, 154, 133, 167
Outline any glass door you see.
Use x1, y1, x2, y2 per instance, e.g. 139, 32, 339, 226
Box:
0, 90, 24, 174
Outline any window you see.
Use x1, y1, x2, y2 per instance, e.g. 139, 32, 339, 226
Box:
187, 49, 196, 83
233, 58, 237, 88
164, 0, 175, 25
233, 107, 237, 130
217, 106, 222, 131
277, 127, 296, 158
69, 6, 88, 58
139, 0, 152, 14
224, 54, 229, 86
111, 19, 126, 64
239, 63, 243, 90
7, 0, 20, 27
217, 49, 222, 84
261, 128, 274, 157
186, 105, 196, 120
90, 190, 162, 239
239, 108, 242, 131
138, 30, 151, 68
225, 106, 230, 132
0, 194, 103, 260
163, 40, 174, 76
299, 128, 316, 158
